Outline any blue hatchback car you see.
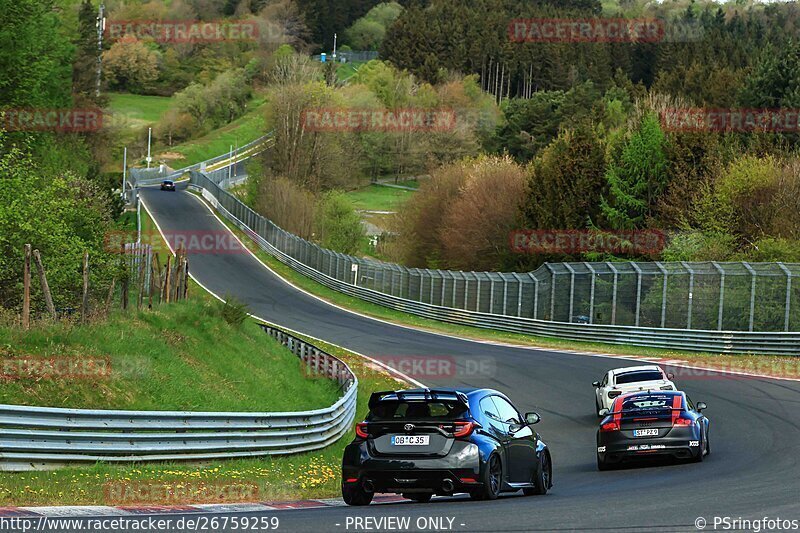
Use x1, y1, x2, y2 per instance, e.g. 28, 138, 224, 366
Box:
341, 387, 552, 505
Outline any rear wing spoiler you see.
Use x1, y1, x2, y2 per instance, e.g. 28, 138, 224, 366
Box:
368, 389, 469, 410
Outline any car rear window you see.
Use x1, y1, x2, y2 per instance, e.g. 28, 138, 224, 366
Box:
615, 370, 663, 384
621, 395, 680, 412
368, 401, 468, 421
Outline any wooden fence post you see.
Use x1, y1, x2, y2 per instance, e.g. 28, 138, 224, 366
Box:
149, 252, 157, 308
137, 251, 145, 310
32, 249, 56, 320
22, 244, 31, 330
153, 252, 162, 304
183, 258, 189, 299
174, 247, 184, 301
120, 243, 128, 310
81, 251, 90, 322
163, 255, 172, 303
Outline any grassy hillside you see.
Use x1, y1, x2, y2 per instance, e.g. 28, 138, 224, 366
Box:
166, 95, 268, 167
108, 93, 172, 127
0, 300, 340, 412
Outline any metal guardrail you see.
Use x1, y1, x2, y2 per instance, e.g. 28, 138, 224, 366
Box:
0, 324, 357, 471
129, 134, 272, 187
190, 171, 800, 355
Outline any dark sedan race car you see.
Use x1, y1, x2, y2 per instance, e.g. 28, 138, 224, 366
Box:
596, 390, 709, 470
341, 387, 552, 505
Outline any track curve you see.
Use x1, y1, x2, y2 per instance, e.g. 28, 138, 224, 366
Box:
139, 185, 800, 532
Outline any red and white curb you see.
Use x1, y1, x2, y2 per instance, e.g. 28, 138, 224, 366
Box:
0, 495, 406, 517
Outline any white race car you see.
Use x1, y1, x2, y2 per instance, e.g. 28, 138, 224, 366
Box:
592, 365, 676, 416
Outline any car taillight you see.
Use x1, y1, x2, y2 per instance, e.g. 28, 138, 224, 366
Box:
673, 418, 693, 427
608, 390, 621, 399
355, 422, 368, 438
453, 421, 475, 438
600, 421, 620, 432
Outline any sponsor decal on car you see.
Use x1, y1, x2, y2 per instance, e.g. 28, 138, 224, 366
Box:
597, 446, 606, 453
689, 440, 700, 447
627, 444, 666, 451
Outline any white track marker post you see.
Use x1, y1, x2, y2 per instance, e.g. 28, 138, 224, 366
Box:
146, 128, 152, 169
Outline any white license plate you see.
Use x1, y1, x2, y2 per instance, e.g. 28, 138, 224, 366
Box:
633, 428, 659, 437
391, 435, 429, 446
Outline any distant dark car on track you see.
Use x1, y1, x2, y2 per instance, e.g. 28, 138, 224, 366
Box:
596, 390, 709, 470
160, 180, 176, 191
341, 387, 552, 506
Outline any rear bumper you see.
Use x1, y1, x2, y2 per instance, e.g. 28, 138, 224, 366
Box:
342, 440, 482, 494
597, 434, 702, 462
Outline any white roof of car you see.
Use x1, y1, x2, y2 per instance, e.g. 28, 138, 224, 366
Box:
611, 365, 662, 375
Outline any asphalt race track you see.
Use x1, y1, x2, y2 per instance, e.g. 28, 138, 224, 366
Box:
135, 185, 800, 532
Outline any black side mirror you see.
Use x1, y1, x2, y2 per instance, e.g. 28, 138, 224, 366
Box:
509, 423, 524, 434
667, 372, 675, 380
592, 381, 600, 387
524, 411, 541, 425
696, 402, 707, 412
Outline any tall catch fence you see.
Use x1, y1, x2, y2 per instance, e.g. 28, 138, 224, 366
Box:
188, 168, 800, 354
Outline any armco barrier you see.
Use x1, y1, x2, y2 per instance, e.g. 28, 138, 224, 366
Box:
0, 324, 357, 471
128, 134, 272, 187
189, 170, 800, 355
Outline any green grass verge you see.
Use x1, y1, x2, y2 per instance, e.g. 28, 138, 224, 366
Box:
345, 184, 414, 212
200, 192, 800, 375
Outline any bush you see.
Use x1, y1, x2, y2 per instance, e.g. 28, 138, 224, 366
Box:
439, 156, 529, 270
0, 143, 114, 313
154, 109, 196, 146
255, 176, 316, 239
343, 2, 403, 50
314, 192, 365, 255
391, 162, 466, 267
661, 231, 736, 262
393, 156, 528, 270
102, 36, 159, 93
220, 296, 250, 327
173, 69, 251, 133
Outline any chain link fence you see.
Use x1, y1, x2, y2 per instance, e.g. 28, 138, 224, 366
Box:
191, 169, 799, 334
